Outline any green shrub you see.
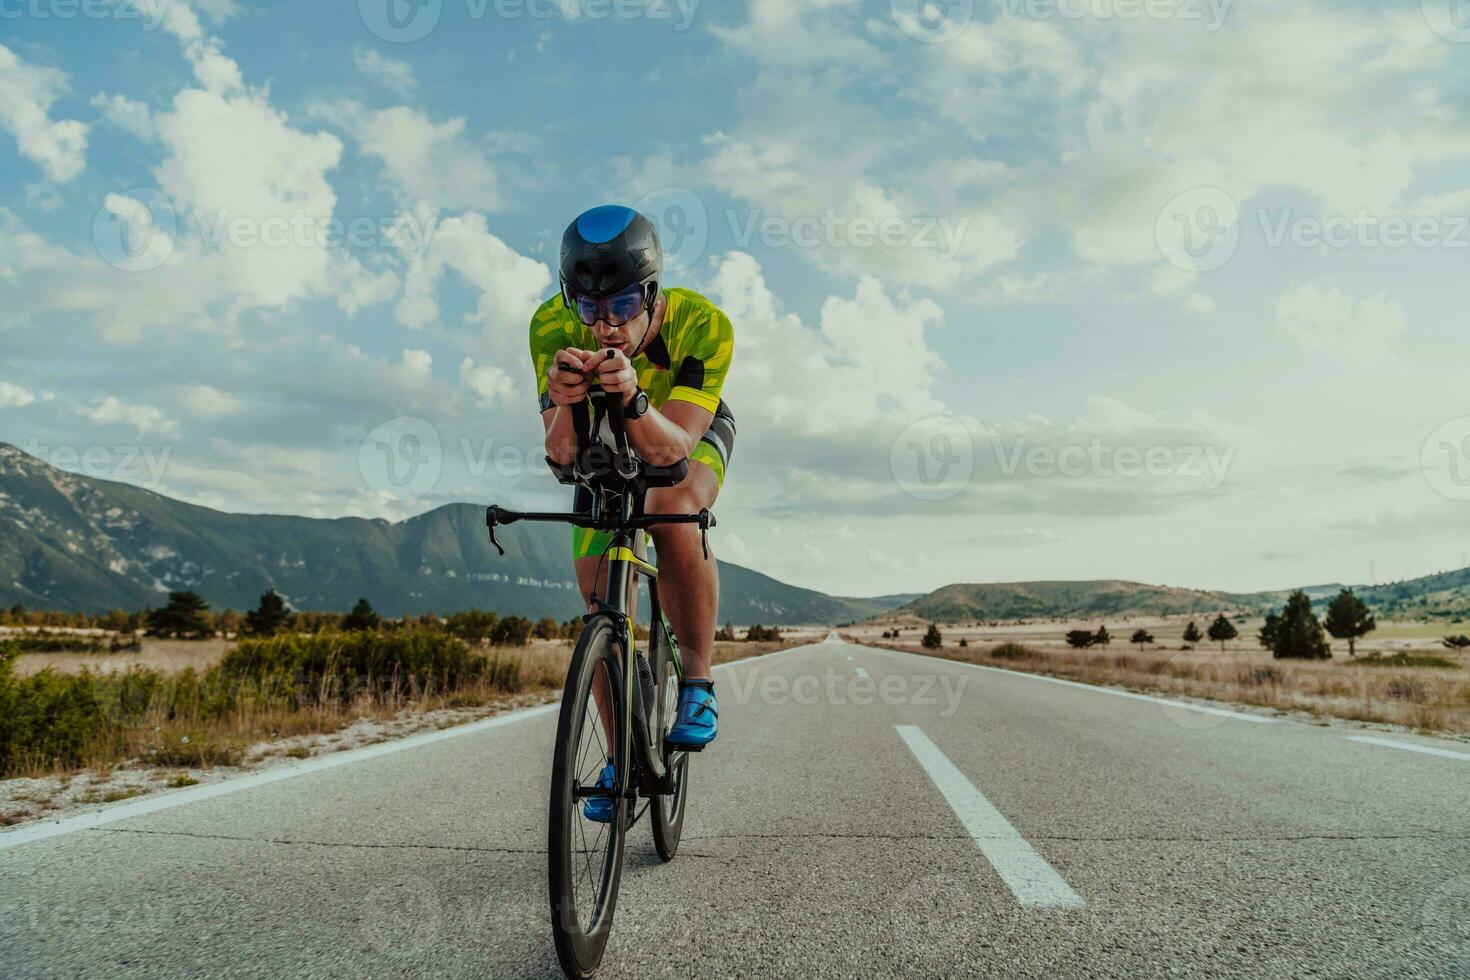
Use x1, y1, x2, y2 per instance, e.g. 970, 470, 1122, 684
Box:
989, 642, 1036, 661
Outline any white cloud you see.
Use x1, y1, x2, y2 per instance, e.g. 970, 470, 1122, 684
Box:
354, 47, 416, 95
330, 103, 500, 211
0, 381, 36, 407
396, 210, 551, 339
710, 0, 883, 67
459, 358, 515, 404
80, 396, 177, 434
713, 251, 947, 437
91, 93, 154, 141
181, 384, 241, 418
1274, 285, 1407, 367
0, 44, 88, 183
400, 348, 433, 381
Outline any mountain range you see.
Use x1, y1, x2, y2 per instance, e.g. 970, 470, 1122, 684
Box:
4, 443, 1463, 625
0, 444, 909, 623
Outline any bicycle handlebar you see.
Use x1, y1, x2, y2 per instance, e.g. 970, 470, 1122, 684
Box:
485, 505, 716, 559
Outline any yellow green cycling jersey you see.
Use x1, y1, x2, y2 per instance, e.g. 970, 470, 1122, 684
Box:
529, 287, 734, 417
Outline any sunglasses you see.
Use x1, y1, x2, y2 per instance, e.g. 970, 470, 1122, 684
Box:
570, 283, 649, 327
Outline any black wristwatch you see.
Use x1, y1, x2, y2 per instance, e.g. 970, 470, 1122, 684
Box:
625, 387, 650, 421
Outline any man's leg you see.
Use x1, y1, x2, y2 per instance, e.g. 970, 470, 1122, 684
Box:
644, 461, 720, 680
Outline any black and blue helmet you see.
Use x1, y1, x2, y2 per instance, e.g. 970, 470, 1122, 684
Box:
559, 205, 662, 303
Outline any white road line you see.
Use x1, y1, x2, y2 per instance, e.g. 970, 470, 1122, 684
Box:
870, 644, 1276, 724
854, 666, 869, 678
1, 642, 817, 852
896, 725, 1085, 910
1345, 735, 1470, 761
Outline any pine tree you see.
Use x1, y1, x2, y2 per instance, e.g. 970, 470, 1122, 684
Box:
1257, 612, 1281, 650
1093, 625, 1111, 647
1182, 620, 1202, 644
243, 590, 290, 637
1206, 614, 1238, 653
1065, 629, 1096, 649
341, 598, 381, 632
922, 624, 942, 649
147, 590, 212, 639
1270, 591, 1331, 660
1323, 589, 1375, 657
1130, 628, 1154, 650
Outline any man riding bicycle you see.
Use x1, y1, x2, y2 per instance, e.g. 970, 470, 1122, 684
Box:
530, 205, 736, 821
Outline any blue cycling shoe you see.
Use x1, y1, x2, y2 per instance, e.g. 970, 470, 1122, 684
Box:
667, 682, 718, 749
582, 759, 616, 824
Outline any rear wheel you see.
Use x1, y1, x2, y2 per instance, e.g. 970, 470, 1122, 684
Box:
548, 618, 626, 979
650, 618, 689, 861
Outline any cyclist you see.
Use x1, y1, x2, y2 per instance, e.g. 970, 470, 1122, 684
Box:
530, 205, 735, 821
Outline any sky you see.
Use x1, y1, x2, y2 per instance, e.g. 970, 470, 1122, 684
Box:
2, 0, 1470, 598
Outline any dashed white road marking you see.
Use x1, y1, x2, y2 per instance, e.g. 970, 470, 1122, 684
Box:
896, 725, 1085, 910
1345, 735, 1470, 761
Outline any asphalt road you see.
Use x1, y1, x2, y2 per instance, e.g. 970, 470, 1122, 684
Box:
4, 635, 1469, 978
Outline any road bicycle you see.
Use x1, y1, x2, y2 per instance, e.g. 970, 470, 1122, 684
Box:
485, 370, 715, 979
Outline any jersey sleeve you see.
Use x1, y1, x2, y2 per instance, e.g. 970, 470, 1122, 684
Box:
667, 303, 734, 415
529, 296, 568, 412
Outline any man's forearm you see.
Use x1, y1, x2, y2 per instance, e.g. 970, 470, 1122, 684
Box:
627, 407, 695, 467
543, 405, 580, 465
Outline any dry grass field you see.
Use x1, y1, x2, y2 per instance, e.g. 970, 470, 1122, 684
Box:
845, 617, 1470, 738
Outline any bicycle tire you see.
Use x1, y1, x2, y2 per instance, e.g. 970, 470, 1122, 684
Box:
549, 617, 627, 979
649, 619, 689, 861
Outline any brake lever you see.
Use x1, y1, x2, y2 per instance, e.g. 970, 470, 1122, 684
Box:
485, 505, 506, 556
698, 508, 715, 561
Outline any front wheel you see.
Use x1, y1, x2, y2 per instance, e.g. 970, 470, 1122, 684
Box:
650, 618, 689, 861
548, 618, 626, 979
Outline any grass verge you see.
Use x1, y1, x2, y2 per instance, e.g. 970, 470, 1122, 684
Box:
852, 637, 1470, 738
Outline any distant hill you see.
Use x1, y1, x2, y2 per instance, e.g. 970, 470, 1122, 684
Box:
886, 580, 1265, 623
885, 571, 1470, 624
0, 444, 904, 624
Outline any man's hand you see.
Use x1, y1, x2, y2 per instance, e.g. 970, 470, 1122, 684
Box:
585, 348, 639, 405
546, 348, 595, 406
